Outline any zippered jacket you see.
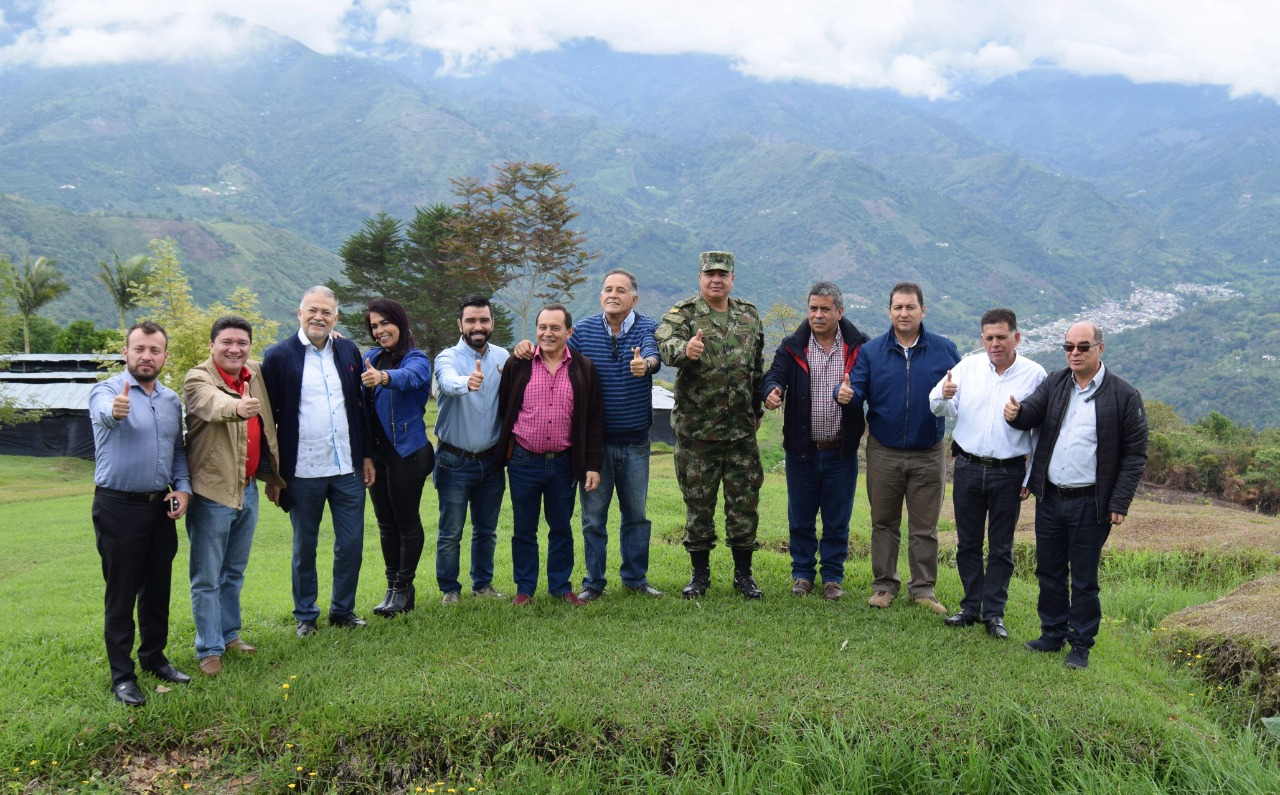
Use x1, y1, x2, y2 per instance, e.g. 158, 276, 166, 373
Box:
362, 346, 433, 459
848, 322, 960, 450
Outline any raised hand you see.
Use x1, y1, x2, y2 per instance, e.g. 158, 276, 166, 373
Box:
467, 360, 484, 391
513, 339, 535, 360
941, 370, 957, 400
685, 329, 705, 361
1003, 394, 1021, 422
630, 346, 648, 377
361, 359, 381, 388
764, 386, 783, 410
112, 381, 132, 420
836, 374, 854, 405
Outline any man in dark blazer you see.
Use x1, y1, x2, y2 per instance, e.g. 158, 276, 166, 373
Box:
262, 286, 375, 637
1005, 321, 1148, 670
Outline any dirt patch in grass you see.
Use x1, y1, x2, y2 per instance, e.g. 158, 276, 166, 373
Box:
1162, 574, 1280, 712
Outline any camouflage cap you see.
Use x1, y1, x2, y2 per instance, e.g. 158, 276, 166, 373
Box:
699, 251, 735, 273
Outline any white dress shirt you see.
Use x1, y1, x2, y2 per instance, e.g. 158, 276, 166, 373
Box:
930, 352, 1046, 482
1047, 362, 1106, 488
294, 329, 354, 478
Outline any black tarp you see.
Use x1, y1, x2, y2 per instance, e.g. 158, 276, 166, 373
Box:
0, 410, 94, 459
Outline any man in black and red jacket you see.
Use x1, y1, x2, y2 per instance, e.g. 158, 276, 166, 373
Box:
760, 282, 869, 601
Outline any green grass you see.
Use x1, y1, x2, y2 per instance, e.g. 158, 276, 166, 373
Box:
0, 452, 1277, 794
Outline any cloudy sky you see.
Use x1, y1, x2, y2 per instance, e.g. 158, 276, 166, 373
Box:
2, 0, 1278, 100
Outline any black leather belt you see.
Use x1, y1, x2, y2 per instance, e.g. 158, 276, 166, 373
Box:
953, 444, 1024, 468
438, 441, 495, 460
1049, 483, 1096, 499
95, 486, 168, 502
811, 439, 842, 451
515, 443, 565, 459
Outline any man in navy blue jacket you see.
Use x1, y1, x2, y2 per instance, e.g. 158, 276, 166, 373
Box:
761, 282, 869, 600
262, 286, 375, 638
837, 282, 960, 613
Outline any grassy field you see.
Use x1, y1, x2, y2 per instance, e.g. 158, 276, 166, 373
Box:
1, 451, 1278, 794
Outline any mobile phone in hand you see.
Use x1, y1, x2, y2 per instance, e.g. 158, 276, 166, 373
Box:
169, 496, 180, 513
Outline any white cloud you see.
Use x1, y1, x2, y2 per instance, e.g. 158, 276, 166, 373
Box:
3, 0, 1279, 100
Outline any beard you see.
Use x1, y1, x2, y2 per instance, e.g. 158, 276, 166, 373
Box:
465, 329, 491, 350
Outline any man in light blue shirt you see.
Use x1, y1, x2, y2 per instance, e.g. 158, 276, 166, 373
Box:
433, 296, 511, 603
89, 321, 193, 706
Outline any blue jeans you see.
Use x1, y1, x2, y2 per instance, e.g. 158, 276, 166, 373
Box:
785, 447, 857, 584
580, 441, 652, 592
952, 456, 1024, 619
507, 444, 576, 597
1034, 489, 1112, 650
286, 472, 366, 621
434, 447, 505, 594
186, 483, 258, 659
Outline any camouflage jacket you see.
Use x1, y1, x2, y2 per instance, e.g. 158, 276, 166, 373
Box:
656, 295, 764, 441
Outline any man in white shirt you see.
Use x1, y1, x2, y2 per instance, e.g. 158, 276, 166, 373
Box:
930, 308, 1045, 639
262, 286, 375, 637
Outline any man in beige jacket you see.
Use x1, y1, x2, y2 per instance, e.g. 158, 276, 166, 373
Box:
184, 316, 285, 676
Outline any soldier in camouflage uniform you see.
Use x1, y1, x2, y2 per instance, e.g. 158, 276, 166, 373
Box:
656, 251, 766, 599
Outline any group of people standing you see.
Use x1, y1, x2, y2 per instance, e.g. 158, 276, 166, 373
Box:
87, 249, 1148, 707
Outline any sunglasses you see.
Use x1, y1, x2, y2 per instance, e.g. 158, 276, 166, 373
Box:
1062, 342, 1098, 353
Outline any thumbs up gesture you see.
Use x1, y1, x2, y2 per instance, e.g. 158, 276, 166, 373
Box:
237, 394, 261, 419
467, 360, 485, 392
764, 386, 783, 410
941, 370, 957, 400
836, 374, 855, 405
629, 346, 649, 377
361, 359, 381, 388
685, 329, 705, 361
112, 381, 132, 420
1003, 394, 1021, 422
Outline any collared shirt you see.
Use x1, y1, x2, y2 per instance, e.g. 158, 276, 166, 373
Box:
294, 328, 353, 478
89, 372, 191, 493
567, 311, 659, 440
1048, 362, 1106, 488
807, 327, 844, 442
512, 346, 575, 453
215, 362, 262, 478
434, 337, 510, 452
930, 352, 1046, 476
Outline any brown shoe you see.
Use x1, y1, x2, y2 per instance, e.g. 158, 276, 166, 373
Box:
822, 582, 844, 601
226, 637, 256, 654
791, 578, 813, 596
868, 590, 895, 609
198, 655, 222, 676
913, 596, 948, 615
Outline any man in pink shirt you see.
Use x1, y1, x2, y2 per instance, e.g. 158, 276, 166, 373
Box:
496, 304, 604, 605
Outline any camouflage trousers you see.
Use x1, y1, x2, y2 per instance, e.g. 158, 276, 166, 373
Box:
674, 435, 763, 552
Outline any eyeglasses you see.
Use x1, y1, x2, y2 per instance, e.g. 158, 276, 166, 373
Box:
1062, 342, 1098, 353
610, 335, 620, 360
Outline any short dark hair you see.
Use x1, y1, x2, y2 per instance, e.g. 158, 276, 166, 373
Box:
808, 281, 844, 312
458, 295, 493, 320
209, 315, 253, 343
126, 320, 168, 347
980, 308, 1017, 331
366, 297, 415, 360
537, 303, 573, 329
603, 268, 639, 293
889, 282, 924, 306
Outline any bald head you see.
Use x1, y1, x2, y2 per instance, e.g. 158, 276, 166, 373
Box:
1068, 321, 1102, 344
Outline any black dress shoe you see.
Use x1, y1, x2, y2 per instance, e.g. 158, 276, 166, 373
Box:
296, 619, 318, 638
328, 613, 368, 629
984, 617, 1009, 639
1024, 636, 1065, 653
577, 587, 604, 602
113, 681, 146, 707
627, 584, 664, 598
944, 612, 981, 627
144, 663, 192, 684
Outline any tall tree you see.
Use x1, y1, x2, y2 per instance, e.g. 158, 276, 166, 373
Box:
330, 204, 505, 356
96, 250, 152, 331
11, 255, 69, 354
446, 162, 596, 339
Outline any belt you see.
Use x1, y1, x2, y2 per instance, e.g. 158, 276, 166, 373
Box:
953, 444, 1025, 468
1049, 483, 1096, 499
438, 441, 496, 460
95, 486, 168, 503
515, 443, 566, 460
810, 439, 843, 451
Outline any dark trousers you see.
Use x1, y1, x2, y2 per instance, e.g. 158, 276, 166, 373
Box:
952, 456, 1024, 619
1033, 489, 1111, 650
507, 444, 576, 597
92, 490, 178, 686
368, 445, 434, 586
785, 447, 858, 584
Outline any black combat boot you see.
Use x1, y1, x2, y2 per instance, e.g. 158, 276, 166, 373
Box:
373, 529, 400, 616
731, 547, 763, 599
682, 550, 711, 599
